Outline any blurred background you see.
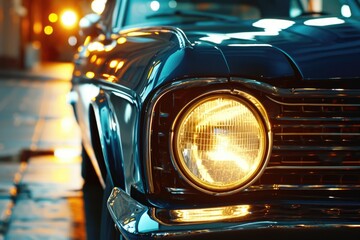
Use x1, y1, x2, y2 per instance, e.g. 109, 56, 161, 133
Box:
0, 0, 106, 69
0, 2, 109, 239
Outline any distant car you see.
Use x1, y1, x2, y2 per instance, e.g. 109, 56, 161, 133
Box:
70, 0, 360, 239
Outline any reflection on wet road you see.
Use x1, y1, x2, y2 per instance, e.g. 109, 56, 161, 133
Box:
0, 71, 80, 157
0, 63, 85, 239
5, 154, 85, 240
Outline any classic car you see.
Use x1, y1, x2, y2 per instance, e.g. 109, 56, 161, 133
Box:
70, 0, 360, 239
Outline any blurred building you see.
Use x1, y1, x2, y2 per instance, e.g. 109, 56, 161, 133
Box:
0, 0, 92, 69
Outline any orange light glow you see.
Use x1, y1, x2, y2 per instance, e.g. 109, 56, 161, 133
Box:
109, 60, 124, 72
74, 70, 81, 77
86, 71, 95, 79
54, 147, 81, 162
44, 25, 54, 35
48, 13, 58, 23
102, 74, 117, 82
109, 60, 118, 68
115, 61, 124, 71
170, 205, 250, 223
127, 32, 152, 37
96, 58, 104, 65
33, 22, 42, 34
90, 55, 98, 63
60, 9, 78, 28
9, 186, 17, 197
117, 37, 127, 44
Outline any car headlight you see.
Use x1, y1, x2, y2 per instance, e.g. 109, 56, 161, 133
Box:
173, 93, 270, 194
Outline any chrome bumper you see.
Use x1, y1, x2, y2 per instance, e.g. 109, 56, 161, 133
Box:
107, 187, 360, 240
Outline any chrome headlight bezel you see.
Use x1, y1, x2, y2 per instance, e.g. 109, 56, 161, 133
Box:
170, 90, 272, 196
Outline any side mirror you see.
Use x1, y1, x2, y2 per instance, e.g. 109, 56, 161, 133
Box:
79, 14, 103, 38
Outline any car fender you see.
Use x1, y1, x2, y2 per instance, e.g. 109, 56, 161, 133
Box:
90, 90, 126, 189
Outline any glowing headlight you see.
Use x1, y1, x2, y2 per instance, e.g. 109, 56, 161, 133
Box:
173, 94, 269, 194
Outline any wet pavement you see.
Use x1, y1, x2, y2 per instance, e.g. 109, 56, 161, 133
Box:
0, 63, 85, 239
1, 154, 85, 240
0, 62, 79, 157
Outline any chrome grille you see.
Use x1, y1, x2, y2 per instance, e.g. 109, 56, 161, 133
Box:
254, 92, 360, 187
268, 95, 360, 168
150, 83, 360, 195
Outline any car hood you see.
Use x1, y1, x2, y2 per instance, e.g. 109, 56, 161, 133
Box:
182, 17, 360, 80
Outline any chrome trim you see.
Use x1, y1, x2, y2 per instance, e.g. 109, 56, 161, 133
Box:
266, 166, 360, 170
108, 187, 360, 239
120, 26, 191, 48
231, 77, 360, 97
165, 185, 360, 193
275, 132, 360, 136
273, 146, 360, 151
268, 96, 360, 107
247, 184, 360, 191
145, 78, 228, 193
166, 187, 193, 195
276, 117, 360, 121
169, 89, 273, 196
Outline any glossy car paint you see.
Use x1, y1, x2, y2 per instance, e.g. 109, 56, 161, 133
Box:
72, 0, 360, 238
73, 17, 360, 183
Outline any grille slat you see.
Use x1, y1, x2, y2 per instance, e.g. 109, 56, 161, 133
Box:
269, 94, 360, 169
151, 85, 360, 194
258, 92, 360, 186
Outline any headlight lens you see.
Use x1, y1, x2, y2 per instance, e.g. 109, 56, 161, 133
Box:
174, 95, 268, 193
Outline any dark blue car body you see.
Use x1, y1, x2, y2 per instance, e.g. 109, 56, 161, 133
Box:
71, 0, 360, 239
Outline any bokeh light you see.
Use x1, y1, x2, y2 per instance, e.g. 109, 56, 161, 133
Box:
48, 13, 58, 23
150, 1, 160, 11
44, 25, 54, 35
91, 0, 107, 14
60, 9, 78, 28
341, 5, 352, 17
33, 22, 42, 34
68, 36, 78, 46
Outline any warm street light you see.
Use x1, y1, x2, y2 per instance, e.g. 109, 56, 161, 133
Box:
60, 9, 78, 29
44, 25, 54, 35
48, 13, 58, 23
91, 0, 107, 14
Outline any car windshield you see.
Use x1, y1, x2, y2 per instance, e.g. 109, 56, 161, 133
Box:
124, 0, 355, 26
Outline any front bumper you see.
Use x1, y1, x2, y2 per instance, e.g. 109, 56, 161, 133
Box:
107, 188, 360, 240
